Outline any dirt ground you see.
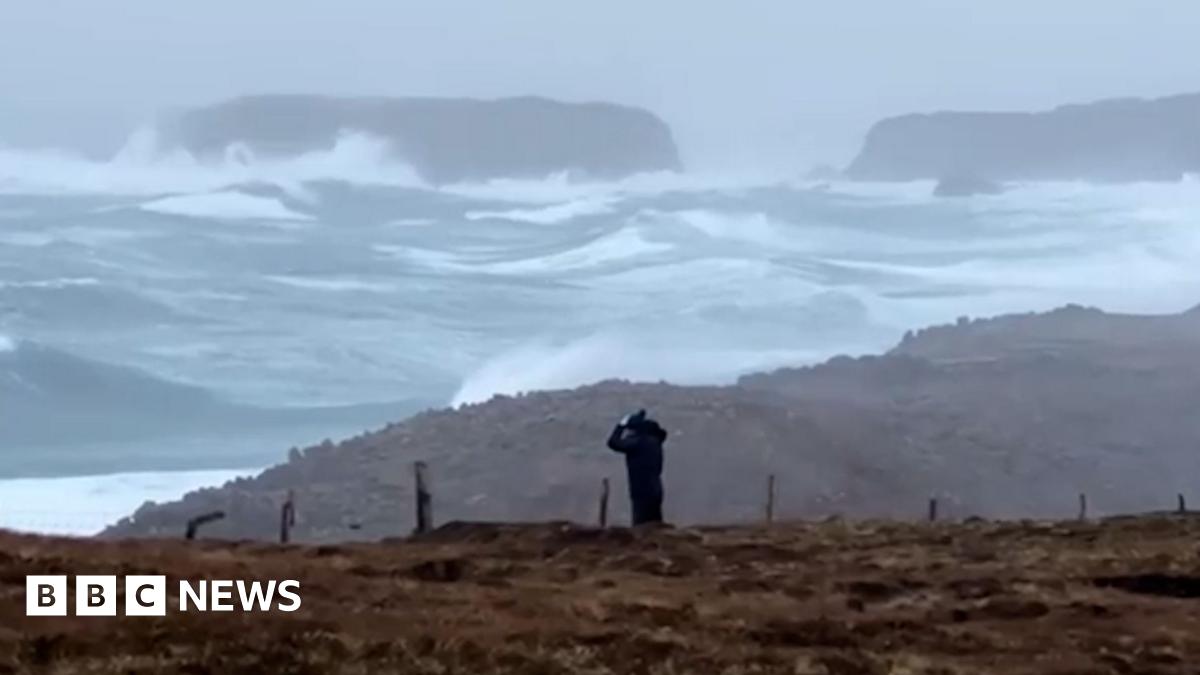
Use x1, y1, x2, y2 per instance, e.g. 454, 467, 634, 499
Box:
4, 515, 1200, 674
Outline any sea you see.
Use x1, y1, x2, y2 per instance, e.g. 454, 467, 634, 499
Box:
3, 132, 1200, 534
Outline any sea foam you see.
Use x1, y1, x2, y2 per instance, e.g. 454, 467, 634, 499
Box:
0, 467, 259, 536
0, 130, 425, 197
141, 192, 312, 221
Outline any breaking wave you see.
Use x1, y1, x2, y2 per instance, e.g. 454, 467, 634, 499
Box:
141, 191, 314, 221
6, 135, 1200, 498
0, 129, 425, 197
450, 332, 830, 407
465, 196, 618, 225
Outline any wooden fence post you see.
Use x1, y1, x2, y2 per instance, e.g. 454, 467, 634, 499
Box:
1078, 493, 1088, 521
927, 497, 938, 523
185, 511, 226, 540
765, 474, 776, 525
599, 478, 610, 528
1178, 494, 1187, 514
280, 490, 296, 544
414, 461, 432, 534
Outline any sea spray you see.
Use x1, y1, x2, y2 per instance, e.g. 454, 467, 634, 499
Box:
0, 130, 425, 196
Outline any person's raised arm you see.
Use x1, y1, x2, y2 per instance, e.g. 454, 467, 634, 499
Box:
607, 421, 636, 453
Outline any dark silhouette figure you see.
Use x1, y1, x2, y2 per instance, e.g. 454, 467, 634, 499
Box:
607, 409, 668, 525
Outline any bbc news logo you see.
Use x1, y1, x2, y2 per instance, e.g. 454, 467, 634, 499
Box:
26, 576, 302, 616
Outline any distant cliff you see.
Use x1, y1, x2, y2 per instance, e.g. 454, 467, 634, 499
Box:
846, 93, 1200, 182
157, 95, 683, 183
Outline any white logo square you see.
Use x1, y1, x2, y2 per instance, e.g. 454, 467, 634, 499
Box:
124, 575, 167, 616
75, 575, 117, 616
26, 576, 68, 616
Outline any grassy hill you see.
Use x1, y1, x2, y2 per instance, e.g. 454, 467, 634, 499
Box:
6, 516, 1200, 673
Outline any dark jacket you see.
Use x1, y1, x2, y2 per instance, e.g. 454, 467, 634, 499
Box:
607, 419, 667, 503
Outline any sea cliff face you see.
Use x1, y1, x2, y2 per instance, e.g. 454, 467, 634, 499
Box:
157, 95, 683, 183
847, 93, 1200, 183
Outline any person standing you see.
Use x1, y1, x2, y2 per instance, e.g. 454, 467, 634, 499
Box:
606, 409, 668, 525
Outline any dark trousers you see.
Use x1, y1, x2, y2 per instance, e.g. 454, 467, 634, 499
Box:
631, 496, 663, 526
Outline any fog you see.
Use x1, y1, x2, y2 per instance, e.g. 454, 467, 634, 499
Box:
2, 0, 1199, 169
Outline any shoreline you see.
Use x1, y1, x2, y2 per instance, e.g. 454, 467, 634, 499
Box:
0, 467, 259, 536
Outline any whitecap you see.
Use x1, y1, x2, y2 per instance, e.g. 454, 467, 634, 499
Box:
383, 217, 437, 228
377, 227, 672, 276
472, 227, 672, 275
443, 168, 781, 205
465, 196, 617, 225
0, 277, 100, 290
263, 275, 398, 293
0, 130, 426, 197
141, 191, 312, 221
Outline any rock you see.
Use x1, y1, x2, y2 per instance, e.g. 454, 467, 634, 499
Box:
156, 95, 683, 184
846, 92, 1200, 183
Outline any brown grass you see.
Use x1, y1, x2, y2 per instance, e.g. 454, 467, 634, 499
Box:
4, 516, 1200, 673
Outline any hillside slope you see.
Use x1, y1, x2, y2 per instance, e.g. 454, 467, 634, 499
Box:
104, 303, 1200, 541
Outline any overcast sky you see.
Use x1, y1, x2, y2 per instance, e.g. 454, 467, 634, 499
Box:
2, 0, 1198, 169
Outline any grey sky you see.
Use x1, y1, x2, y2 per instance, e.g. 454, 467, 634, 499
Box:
2, 0, 1198, 169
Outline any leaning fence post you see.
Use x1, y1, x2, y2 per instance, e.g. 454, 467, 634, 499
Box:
185, 511, 226, 540
599, 478, 610, 528
1078, 493, 1088, 521
1178, 494, 1187, 514
927, 497, 938, 523
765, 474, 776, 525
413, 461, 432, 534
280, 490, 296, 544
